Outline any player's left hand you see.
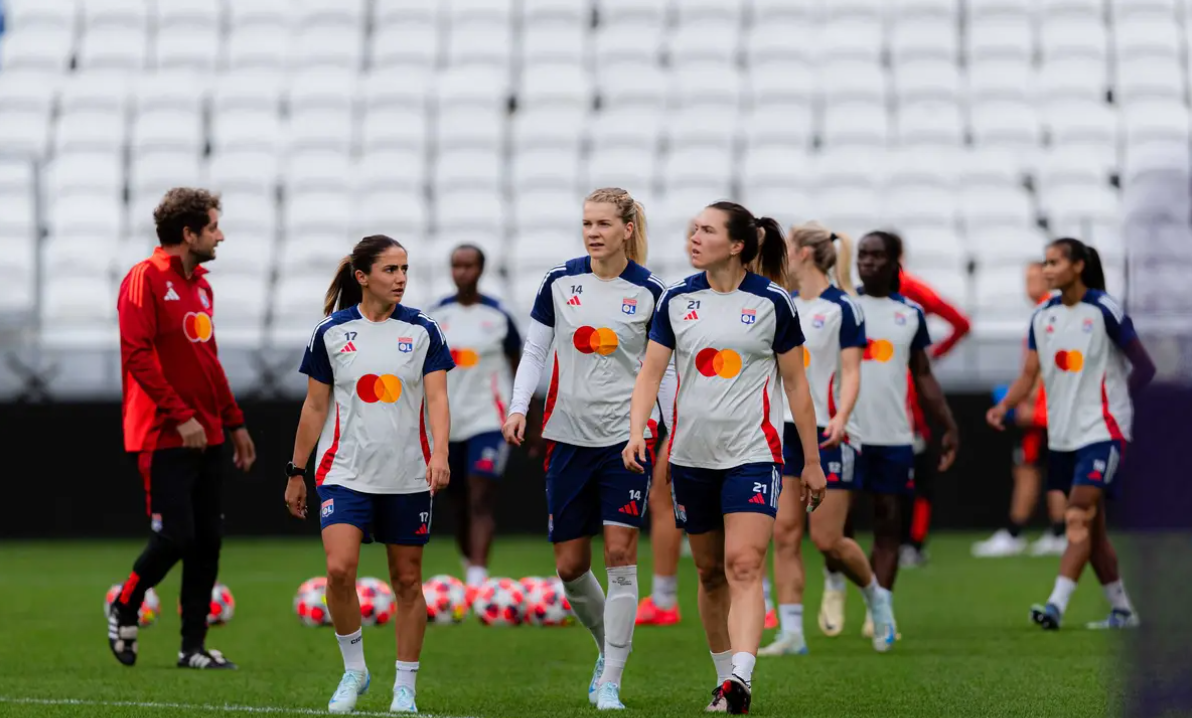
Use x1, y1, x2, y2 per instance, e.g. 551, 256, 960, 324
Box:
427, 452, 450, 495
801, 461, 827, 512
938, 427, 959, 472
820, 415, 847, 449
231, 427, 256, 472
621, 436, 649, 474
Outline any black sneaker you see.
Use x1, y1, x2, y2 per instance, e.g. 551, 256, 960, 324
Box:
705, 683, 727, 712
178, 648, 237, 670
107, 606, 138, 667
721, 676, 751, 715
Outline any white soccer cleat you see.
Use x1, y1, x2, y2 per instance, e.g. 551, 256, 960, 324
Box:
818, 587, 846, 637
328, 669, 370, 714
1030, 533, 1067, 556
972, 530, 1027, 557
1087, 609, 1140, 630
596, 682, 625, 711
390, 685, 417, 713
868, 588, 897, 653
758, 631, 808, 656
588, 655, 604, 705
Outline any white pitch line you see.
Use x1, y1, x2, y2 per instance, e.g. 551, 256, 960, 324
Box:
0, 696, 480, 718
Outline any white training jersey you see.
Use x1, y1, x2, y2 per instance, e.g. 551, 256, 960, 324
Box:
531, 256, 667, 447
300, 304, 454, 494
651, 272, 805, 470
428, 294, 520, 442
853, 292, 931, 447
1028, 290, 1137, 451
785, 286, 866, 441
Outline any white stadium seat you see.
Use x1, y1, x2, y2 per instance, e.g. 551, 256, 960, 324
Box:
741, 148, 808, 191
361, 72, 431, 115
0, 27, 74, 72
82, 0, 149, 32
154, 25, 221, 72
351, 192, 429, 242
668, 22, 741, 67
521, 23, 589, 68
522, 0, 591, 26
226, 0, 290, 30
1040, 18, 1109, 64
131, 110, 205, 156
818, 19, 884, 65
447, 25, 514, 68
896, 61, 962, 104
511, 149, 583, 193
746, 24, 813, 67
54, 111, 127, 154
290, 26, 365, 72
670, 65, 745, 109
662, 147, 734, 195
354, 151, 427, 196
961, 186, 1037, 230
968, 59, 1034, 104
44, 152, 124, 202
895, 0, 959, 20
211, 109, 284, 154
436, 66, 511, 112
598, 64, 667, 110
519, 65, 593, 112
665, 107, 741, 151
286, 109, 354, 155
361, 110, 428, 153
586, 148, 658, 192
592, 24, 662, 68
821, 103, 890, 148
129, 153, 205, 199
890, 20, 960, 64
750, 0, 818, 24
749, 64, 817, 108
135, 71, 209, 116
820, 62, 889, 106
588, 108, 662, 152
824, 0, 885, 22
1, 110, 54, 157
435, 109, 506, 151
742, 105, 814, 150
434, 150, 504, 194
1041, 0, 1104, 19
896, 102, 966, 147
77, 27, 148, 72
208, 151, 280, 197
1036, 58, 1108, 105
372, 24, 440, 71
1116, 58, 1187, 104
293, 0, 368, 29
0, 71, 59, 115
513, 107, 589, 151
814, 149, 887, 190
967, 18, 1034, 64
596, 0, 669, 28
286, 152, 353, 193
373, 0, 440, 30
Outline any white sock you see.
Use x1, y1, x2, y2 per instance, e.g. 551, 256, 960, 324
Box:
395, 661, 418, 692
652, 574, 678, 610
600, 565, 638, 686
762, 576, 774, 612
711, 650, 733, 684
1048, 576, 1078, 614
860, 576, 880, 607
336, 629, 366, 673
563, 570, 607, 654
731, 652, 756, 687
1102, 580, 1135, 613
778, 604, 803, 637
465, 565, 488, 588
824, 568, 847, 592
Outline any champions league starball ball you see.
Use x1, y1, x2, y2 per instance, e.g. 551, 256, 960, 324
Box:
472, 577, 527, 626
294, 576, 331, 627
526, 577, 575, 627
423, 574, 468, 624
104, 584, 160, 627
357, 577, 396, 627
207, 583, 235, 625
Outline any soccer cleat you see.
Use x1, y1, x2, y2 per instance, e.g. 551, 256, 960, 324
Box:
588, 655, 605, 705
868, 588, 897, 653
107, 606, 138, 667
596, 682, 625, 711
899, 545, 928, 568
758, 631, 808, 656
862, 610, 873, 638
705, 684, 727, 713
177, 648, 237, 669
390, 686, 418, 713
1087, 609, 1140, 630
1030, 602, 1063, 630
1030, 533, 1067, 556
328, 670, 370, 714
763, 608, 778, 630
818, 587, 846, 637
721, 676, 752, 715
635, 596, 681, 626
972, 530, 1028, 557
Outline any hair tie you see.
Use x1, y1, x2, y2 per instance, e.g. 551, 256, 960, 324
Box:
829, 233, 839, 242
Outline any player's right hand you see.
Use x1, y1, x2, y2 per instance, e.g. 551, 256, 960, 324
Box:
284, 476, 307, 519
985, 404, 1007, 431
502, 413, 527, 446
177, 417, 208, 449
621, 436, 648, 474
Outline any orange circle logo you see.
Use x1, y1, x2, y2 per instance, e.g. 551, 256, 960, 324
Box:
183, 312, 213, 342
1055, 350, 1084, 372
451, 349, 480, 368
573, 326, 619, 356
695, 348, 743, 378
356, 374, 403, 403
863, 339, 894, 362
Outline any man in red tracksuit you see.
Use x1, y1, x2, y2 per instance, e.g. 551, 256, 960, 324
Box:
107, 188, 256, 670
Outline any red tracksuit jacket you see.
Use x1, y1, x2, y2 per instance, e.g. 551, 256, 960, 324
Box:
898, 269, 971, 441
117, 247, 244, 453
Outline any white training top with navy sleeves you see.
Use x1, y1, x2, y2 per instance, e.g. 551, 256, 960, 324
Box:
428, 294, 521, 442
300, 304, 455, 494
530, 256, 667, 447
650, 272, 805, 470
1028, 289, 1137, 451
784, 286, 867, 438
853, 292, 931, 447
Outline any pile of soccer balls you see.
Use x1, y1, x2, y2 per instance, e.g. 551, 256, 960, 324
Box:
103, 582, 235, 626
294, 576, 396, 628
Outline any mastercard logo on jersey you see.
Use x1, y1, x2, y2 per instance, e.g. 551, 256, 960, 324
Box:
183, 312, 213, 342
696, 348, 742, 378
574, 326, 618, 356
451, 348, 479, 368
863, 339, 894, 362
1055, 350, 1084, 372
357, 374, 403, 403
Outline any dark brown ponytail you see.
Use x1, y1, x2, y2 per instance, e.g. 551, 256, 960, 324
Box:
323, 235, 405, 316
707, 201, 789, 286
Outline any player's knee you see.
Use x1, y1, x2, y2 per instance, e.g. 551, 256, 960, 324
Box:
724, 550, 764, 586
554, 557, 590, 583
1065, 505, 1096, 544
325, 556, 359, 587
696, 560, 727, 592
810, 524, 841, 556
389, 567, 421, 599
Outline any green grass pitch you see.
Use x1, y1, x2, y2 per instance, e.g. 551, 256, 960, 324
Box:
0, 535, 1123, 717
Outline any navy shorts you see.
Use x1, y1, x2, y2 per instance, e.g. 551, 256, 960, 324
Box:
670, 462, 782, 535
316, 484, 432, 546
544, 440, 652, 543
448, 430, 508, 480
782, 423, 860, 490
858, 444, 915, 496
1048, 440, 1127, 499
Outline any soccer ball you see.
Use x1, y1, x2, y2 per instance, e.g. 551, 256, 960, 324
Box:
423, 575, 468, 624
357, 577, 395, 627
294, 576, 331, 627
519, 576, 547, 597
104, 584, 160, 627
207, 583, 235, 625
526, 577, 574, 627
472, 577, 526, 626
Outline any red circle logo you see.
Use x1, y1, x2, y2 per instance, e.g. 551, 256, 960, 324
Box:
356, 374, 403, 403
695, 348, 742, 378
573, 326, 619, 356
183, 312, 213, 342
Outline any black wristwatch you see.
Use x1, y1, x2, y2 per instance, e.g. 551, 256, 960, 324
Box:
285, 462, 306, 479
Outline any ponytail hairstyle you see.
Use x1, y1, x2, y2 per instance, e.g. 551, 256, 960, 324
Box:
789, 222, 856, 294
323, 235, 405, 316
585, 187, 648, 264
707, 201, 788, 286
1050, 237, 1106, 291
860, 230, 904, 294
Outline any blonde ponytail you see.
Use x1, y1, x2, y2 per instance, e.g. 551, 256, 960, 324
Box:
585, 187, 648, 265
833, 232, 856, 294
789, 222, 855, 295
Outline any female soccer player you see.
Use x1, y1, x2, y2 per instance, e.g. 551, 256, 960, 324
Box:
624, 202, 828, 715
760, 223, 897, 657
502, 187, 667, 711
284, 235, 453, 714
987, 238, 1154, 631
429, 244, 521, 591
852, 231, 959, 633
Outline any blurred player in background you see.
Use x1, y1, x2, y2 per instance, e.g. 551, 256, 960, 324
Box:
285, 235, 453, 714
973, 261, 1067, 557
429, 245, 521, 593
502, 188, 667, 711
625, 202, 827, 715
108, 188, 255, 671
853, 231, 959, 640
988, 238, 1155, 632
760, 223, 896, 658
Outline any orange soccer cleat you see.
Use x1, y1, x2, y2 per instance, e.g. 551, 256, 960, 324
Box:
635, 596, 681, 626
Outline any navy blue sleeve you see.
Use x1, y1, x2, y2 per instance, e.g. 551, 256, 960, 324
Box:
772, 291, 804, 355
299, 323, 334, 384
643, 275, 666, 335
502, 310, 522, 356
648, 289, 677, 349
911, 307, 932, 351
420, 315, 455, 375
836, 295, 866, 349
1027, 320, 1037, 351
1096, 295, 1139, 350
530, 269, 560, 327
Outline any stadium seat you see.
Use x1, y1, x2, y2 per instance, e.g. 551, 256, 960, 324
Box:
968, 58, 1033, 104
373, 0, 440, 31
824, 0, 886, 21
896, 227, 967, 271
371, 24, 440, 72
351, 191, 429, 242
286, 109, 354, 155
49, 195, 124, 241
270, 275, 336, 348
361, 109, 429, 154
0, 159, 37, 197
208, 151, 280, 197
967, 18, 1034, 64
592, 24, 663, 69
284, 190, 354, 243
518, 65, 594, 112
748, 64, 817, 108
129, 153, 205, 200
809, 187, 882, 240
447, 25, 514, 68
883, 186, 960, 230
598, 64, 667, 111
968, 0, 1032, 20
520, 22, 590, 68
154, 25, 221, 72
211, 109, 284, 154
0, 191, 38, 238
360, 72, 431, 115
595, 0, 669, 27
820, 103, 890, 148
77, 27, 148, 72
586, 149, 658, 195
135, 71, 209, 116
961, 186, 1037, 231
814, 149, 887, 190
435, 191, 508, 234
1036, 57, 1108, 105
213, 71, 284, 114
293, 0, 368, 29
890, 19, 960, 64
1035, 148, 1109, 196
1115, 18, 1182, 63
0, 27, 74, 73
4, 0, 77, 32
434, 150, 504, 194
1040, 17, 1109, 64
1040, 0, 1104, 19
286, 152, 353, 193
969, 101, 1042, 163
894, 0, 960, 20
739, 186, 812, 232
587, 108, 662, 152
447, 0, 515, 29
511, 149, 582, 193
820, 62, 889, 106
287, 70, 357, 115
818, 19, 884, 65
521, 0, 592, 26
82, 0, 149, 31
513, 190, 582, 236
291, 26, 365, 72
353, 151, 427, 196
0, 71, 59, 115
40, 275, 116, 329
745, 24, 813, 68
668, 22, 741, 67
1115, 58, 1187, 104
742, 105, 815, 151
1122, 100, 1191, 149
0, 109, 53, 158
958, 148, 1023, 189
1043, 101, 1119, 168
969, 226, 1050, 267
215, 192, 279, 237
666, 107, 741, 151
1043, 185, 1121, 238
974, 265, 1034, 317
54, 110, 127, 155
741, 148, 808, 192
436, 66, 511, 112
224, 27, 289, 71
885, 147, 961, 188
1110, 0, 1179, 20
751, 0, 817, 24
896, 61, 962, 104
896, 102, 966, 147
131, 110, 204, 157
59, 72, 130, 116
156, 0, 223, 30
662, 147, 734, 195
435, 109, 506, 152
226, 0, 290, 30
513, 107, 589, 152
669, 65, 745, 109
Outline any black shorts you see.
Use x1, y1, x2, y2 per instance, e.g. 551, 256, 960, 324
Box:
136, 446, 225, 544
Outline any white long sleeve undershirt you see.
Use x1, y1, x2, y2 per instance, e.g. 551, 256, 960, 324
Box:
508, 318, 554, 417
